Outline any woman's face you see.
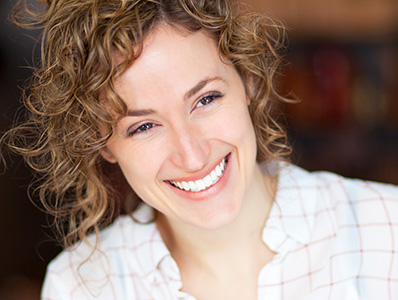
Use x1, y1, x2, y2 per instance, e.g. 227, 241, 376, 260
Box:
102, 24, 257, 230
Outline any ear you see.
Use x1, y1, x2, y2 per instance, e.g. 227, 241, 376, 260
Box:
100, 147, 117, 164
245, 75, 255, 106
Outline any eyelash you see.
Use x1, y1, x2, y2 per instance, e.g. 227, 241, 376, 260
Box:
195, 91, 223, 109
127, 91, 224, 137
128, 122, 157, 136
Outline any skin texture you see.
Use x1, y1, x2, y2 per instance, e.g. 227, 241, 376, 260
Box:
102, 24, 276, 299
102, 25, 258, 230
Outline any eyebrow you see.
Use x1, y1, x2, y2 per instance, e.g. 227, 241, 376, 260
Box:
119, 76, 226, 122
115, 108, 156, 125
184, 76, 225, 100
126, 108, 156, 117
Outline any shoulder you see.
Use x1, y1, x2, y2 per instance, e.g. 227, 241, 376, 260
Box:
276, 163, 398, 246
278, 163, 398, 207
276, 164, 398, 295
272, 162, 398, 238
42, 205, 161, 299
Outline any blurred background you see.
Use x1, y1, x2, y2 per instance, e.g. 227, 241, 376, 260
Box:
0, 0, 397, 299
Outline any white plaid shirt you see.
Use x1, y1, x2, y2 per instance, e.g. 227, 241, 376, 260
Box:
41, 164, 398, 299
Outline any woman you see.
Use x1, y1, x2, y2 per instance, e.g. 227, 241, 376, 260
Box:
3, 0, 398, 299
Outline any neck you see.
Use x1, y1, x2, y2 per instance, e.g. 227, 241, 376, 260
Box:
156, 163, 276, 268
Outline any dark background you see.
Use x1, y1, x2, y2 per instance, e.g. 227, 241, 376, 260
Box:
0, 0, 397, 299
0, 1, 61, 299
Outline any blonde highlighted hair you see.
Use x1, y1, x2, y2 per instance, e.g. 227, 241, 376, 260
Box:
2, 0, 290, 249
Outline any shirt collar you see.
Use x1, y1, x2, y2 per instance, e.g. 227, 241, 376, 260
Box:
130, 204, 186, 294
130, 163, 320, 281
262, 163, 319, 253
129, 204, 171, 279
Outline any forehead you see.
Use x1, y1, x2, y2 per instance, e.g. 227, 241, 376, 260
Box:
113, 25, 232, 101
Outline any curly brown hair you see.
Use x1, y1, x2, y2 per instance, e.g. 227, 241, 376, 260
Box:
2, 0, 290, 249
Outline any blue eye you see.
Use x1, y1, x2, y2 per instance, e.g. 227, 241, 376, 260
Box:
196, 92, 222, 108
129, 123, 156, 136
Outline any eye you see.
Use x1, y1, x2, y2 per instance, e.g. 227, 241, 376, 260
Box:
195, 92, 223, 108
128, 122, 157, 136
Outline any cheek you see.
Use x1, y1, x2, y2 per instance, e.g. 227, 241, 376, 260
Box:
107, 140, 164, 192
209, 102, 256, 152
118, 150, 162, 186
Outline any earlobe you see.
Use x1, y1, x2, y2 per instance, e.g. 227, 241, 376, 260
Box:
100, 147, 117, 164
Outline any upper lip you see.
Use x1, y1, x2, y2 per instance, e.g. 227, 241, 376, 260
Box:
166, 154, 228, 183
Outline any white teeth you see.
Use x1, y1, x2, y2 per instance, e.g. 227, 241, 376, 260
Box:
215, 165, 222, 176
210, 170, 217, 181
203, 175, 212, 187
188, 181, 196, 191
182, 181, 189, 191
195, 179, 205, 191
170, 156, 228, 192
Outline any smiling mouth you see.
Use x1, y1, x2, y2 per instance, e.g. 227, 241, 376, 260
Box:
169, 155, 229, 192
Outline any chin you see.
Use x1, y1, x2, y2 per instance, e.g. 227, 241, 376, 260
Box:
186, 200, 243, 231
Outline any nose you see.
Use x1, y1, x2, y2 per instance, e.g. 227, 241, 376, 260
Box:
169, 125, 210, 171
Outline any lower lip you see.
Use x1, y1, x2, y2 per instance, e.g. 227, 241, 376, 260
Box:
166, 153, 232, 201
